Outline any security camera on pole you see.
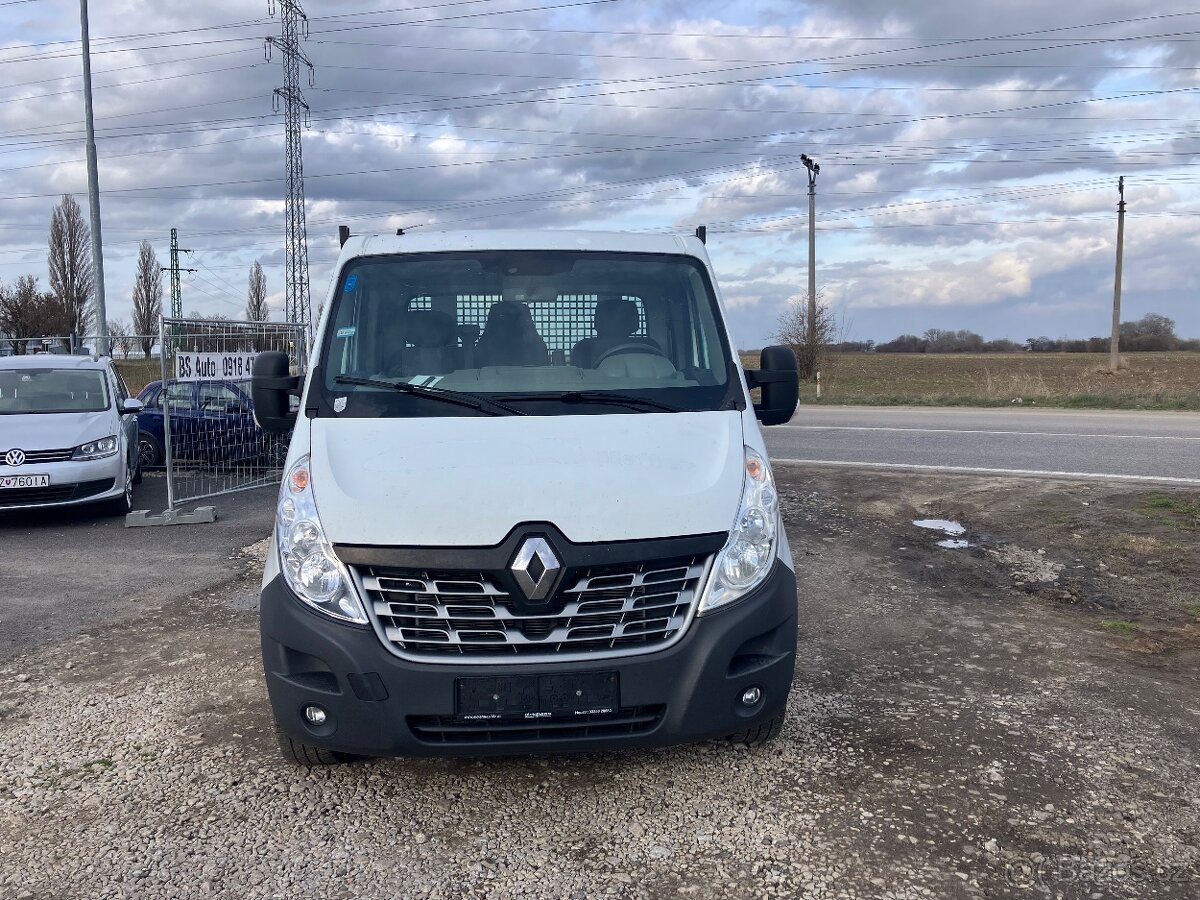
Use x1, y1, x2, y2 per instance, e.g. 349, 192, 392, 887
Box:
801, 154, 820, 376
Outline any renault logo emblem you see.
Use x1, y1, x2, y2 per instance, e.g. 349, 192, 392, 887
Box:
510, 537, 560, 602
4, 449, 25, 467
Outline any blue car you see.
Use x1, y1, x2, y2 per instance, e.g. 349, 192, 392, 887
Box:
136, 379, 285, 468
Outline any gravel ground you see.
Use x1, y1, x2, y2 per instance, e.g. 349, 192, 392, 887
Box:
0, 468, 1197, 899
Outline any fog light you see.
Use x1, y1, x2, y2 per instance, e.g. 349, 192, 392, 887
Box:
740, 686, 762, 707
303, 704, 327, 726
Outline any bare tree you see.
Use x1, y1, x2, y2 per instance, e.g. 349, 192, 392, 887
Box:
246, 261, 269, 322
107, 318, 134, 358
776, 290, 839, 380
131, 241, 162, 358
0, 275, 76, 353
47, 194, 95, 339
0, 277, 40, 354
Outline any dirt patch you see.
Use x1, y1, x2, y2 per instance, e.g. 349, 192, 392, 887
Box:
777, 462, 1200, 666
0, 467, 1197, 899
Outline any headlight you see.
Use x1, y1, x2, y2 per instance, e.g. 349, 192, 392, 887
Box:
73, 436, 119, 460
277, 455, 367, 624
699, 446, 779, 614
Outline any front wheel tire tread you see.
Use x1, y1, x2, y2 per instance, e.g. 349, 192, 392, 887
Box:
276, 727, 359, 766
724, 714, 782, 747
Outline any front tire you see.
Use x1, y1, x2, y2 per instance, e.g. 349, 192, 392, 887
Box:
724, 714, 782, 747
102, 457, 134, 517
276, 727, 361, 767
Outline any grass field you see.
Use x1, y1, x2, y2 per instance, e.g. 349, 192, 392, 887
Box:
114, 358, 162, 395
739, 351, 1200, 410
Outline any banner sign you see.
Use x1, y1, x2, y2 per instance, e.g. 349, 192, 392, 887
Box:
175, 351, 258, 382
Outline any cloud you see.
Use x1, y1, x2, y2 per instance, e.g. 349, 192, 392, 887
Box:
0, 0, 1197, 347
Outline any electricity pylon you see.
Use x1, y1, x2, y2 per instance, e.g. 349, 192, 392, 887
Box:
266, 0, 314, 334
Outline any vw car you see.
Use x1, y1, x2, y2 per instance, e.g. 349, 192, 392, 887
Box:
0, 354, 143, 515
252, 229, 800, 764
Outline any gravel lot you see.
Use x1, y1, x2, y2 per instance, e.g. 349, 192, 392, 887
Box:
0, 468, 1197, 899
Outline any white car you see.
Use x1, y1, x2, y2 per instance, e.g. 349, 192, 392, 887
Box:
0, 354, 144, 515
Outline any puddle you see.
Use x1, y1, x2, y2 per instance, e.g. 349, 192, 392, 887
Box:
913, 519, 970, 549
913, 519, 965, 535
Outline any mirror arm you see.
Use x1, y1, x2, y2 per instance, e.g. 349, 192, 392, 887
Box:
256, 374, 302, 393
745, 368, 792, 388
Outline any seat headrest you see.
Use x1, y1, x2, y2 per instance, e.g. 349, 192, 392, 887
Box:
401, 310, 457, 348
594, 298, 639, 338
485, 300, 535, 327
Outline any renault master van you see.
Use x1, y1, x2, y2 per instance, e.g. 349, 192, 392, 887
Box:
252, 229, 799, 764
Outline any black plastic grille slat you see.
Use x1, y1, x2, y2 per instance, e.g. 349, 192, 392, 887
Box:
0, 478, 114, 508
408, 705, 665, 744
360, 554, 708, 659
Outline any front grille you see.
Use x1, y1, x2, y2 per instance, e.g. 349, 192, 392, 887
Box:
360, 555, 710, 659
2, 448, 74, 464
408, 705, 665, 744
0, 478, 114, 508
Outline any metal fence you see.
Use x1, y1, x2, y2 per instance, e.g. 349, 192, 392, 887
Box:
157, 317, 306, 510
1, 334, 158, 359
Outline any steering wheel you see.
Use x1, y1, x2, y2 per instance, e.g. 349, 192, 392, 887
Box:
593, 342, 671, 367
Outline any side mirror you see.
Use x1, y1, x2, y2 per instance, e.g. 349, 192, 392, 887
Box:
746, 345, 799, 426
252, 352, 302, 434
121, 398, 144, 415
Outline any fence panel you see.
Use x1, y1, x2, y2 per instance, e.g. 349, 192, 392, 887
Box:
157, 317, 306, 509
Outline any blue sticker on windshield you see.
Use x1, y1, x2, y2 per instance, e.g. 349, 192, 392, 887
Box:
336, 326, 356, 338
344, 274, 358, 291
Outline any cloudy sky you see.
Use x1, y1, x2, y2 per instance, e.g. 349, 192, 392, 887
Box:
1, 0, 1198, 348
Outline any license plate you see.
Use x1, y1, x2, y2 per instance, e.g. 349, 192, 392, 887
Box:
0, 474, 49, 489
456, 672, 619, 721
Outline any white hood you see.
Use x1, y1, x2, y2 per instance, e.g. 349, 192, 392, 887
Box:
0, 410, 112, 453
308, 411, 745, 546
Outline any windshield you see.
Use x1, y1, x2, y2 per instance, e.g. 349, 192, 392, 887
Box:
0, 368, 110, 415
317, 251, 737, 417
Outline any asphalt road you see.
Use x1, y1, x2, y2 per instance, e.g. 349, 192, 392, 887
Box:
0, 476, 275, 659
766, 406, 1200, 484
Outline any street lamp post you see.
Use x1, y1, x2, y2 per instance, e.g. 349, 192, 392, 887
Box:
801, 154, 820, 366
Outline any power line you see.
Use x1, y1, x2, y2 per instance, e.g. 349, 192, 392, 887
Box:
0, 0, 623, 64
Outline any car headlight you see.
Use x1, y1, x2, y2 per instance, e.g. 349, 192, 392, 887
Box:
73, 436, 119, 460
699, 446, 779, 614
277, 455, 367, 624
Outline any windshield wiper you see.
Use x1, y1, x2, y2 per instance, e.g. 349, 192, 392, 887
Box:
494, 390, 680, 413
333, 376, 525, 416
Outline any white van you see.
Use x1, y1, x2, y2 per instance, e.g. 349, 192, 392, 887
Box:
252, 229, 799, 764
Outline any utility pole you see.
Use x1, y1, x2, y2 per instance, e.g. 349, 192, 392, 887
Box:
801, 154, 820, 366
266, 0, 314, 334
79, 0, 108, 356
1109, 176, 1126, 374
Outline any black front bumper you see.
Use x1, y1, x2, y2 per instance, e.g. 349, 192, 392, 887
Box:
260, 562, 797, 757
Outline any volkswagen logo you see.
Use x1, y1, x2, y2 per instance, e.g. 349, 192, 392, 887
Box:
510, 537, 561, 602
4, 449, 25, 467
